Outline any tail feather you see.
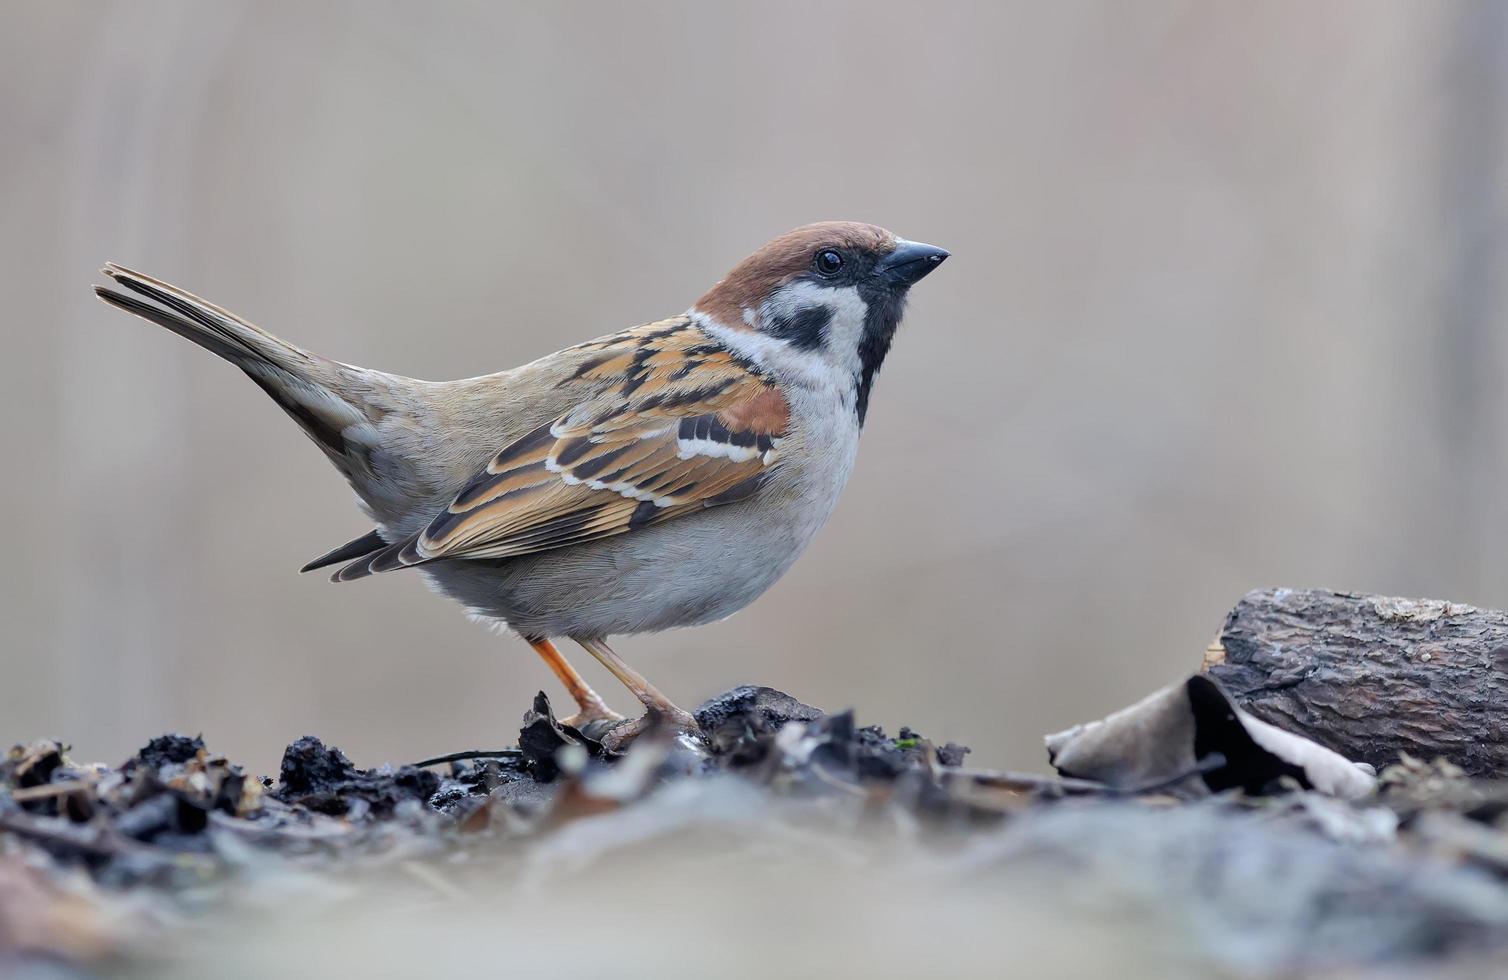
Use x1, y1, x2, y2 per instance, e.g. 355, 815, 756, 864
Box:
98, 263, 320, 374
94, 262, 444, 564
94, 286, 250, 364
331, 534, 430, 582
95, 263, 369, 459
299, 529, 390, 573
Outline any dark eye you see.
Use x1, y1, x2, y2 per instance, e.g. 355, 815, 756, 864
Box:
814, 249, 844, 277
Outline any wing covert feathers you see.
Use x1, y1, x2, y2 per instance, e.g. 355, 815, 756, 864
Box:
332, 317, 789, 581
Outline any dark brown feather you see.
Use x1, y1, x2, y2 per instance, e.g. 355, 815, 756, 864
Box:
299, 529, 388, 573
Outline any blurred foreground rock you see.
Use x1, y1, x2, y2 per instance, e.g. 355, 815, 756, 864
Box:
9, 592, 1508, 978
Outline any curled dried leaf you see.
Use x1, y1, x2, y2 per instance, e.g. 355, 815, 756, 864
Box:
1045, 676, 1375, 800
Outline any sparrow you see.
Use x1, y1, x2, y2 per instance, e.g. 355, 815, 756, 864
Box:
94, 222, 948, 747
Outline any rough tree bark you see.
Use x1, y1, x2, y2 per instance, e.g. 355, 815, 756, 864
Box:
1205, 588, 1508, 777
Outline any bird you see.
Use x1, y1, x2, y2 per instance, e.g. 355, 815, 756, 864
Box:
94, 222, 949, 748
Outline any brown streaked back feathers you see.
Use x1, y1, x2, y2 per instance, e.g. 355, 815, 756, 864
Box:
332, 316, 790, 581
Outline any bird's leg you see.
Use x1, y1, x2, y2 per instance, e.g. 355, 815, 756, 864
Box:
525, 637, 624, 729
574, 637, 701, 748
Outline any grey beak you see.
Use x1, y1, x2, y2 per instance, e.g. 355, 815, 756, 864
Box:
877, 239, 950, 286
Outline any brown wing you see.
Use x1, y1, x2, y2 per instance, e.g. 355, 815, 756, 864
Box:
332, 324, 789, 581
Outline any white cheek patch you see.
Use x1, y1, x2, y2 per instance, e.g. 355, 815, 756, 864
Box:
760, 281, 868, 377
691, 301, 864, 399
692, 315, 829, 387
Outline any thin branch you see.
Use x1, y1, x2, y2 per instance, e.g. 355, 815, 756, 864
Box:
411, 748, 523, 769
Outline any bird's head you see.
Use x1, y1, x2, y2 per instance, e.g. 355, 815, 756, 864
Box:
692, 221, 948, 423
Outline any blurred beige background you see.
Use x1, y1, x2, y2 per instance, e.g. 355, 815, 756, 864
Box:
3, 1, 1506, 776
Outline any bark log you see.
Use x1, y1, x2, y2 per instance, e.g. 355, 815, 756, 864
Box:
1205, 588, 1508, 777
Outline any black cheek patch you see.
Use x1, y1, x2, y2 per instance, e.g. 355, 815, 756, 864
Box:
765, 305, 832, 351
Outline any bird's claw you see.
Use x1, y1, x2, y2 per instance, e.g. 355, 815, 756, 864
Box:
565, 711, 628, 744
599, 707, 703, 753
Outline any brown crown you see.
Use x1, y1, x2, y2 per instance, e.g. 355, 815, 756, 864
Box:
694, 221, 896, 330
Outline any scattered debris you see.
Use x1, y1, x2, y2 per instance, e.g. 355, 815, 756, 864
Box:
0, 687, 988, 903
5, 656, 1508, 978
274, 736, 439, 818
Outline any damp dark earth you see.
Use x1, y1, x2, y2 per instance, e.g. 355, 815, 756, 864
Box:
9, 592, 1508, 979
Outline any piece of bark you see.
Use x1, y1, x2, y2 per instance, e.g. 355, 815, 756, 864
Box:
1207, 588, 1508, 777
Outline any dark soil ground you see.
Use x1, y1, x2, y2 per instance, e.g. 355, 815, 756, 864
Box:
6, 681, 1508, 979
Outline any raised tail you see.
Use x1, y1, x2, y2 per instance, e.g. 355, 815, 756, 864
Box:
94, 264, 424, 571
95, 263, 372, 457
96, 263, 317, 374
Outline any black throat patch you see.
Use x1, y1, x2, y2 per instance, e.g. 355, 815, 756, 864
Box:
853, 285, 907, 426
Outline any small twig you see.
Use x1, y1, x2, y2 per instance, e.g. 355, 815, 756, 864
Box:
1120, 753, 1227, 796
8, 778, 99, 803
412, 748, 523, 769
943, 753, 1227, 799
0, 812, 122, 860
947, 768, 1110, 795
